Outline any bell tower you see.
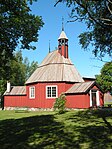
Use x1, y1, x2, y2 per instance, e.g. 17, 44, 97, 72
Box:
58, 21, 68, 58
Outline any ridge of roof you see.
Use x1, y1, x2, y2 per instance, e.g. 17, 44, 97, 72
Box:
38, 62, 74, 69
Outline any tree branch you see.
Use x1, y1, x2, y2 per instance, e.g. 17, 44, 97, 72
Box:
75, 0, 106, 28
100, 18, 112, 26
90, 57, 110, 63
67, 15, 85, 22
108, 0, 112, 4
107, 0, 112, 14
54, 0, 63, 7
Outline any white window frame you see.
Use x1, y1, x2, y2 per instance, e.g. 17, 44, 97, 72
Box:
29, 86, 35, 99
46, 85, 58, 99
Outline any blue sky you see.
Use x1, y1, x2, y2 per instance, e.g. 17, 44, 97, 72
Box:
21, 0, 110, 78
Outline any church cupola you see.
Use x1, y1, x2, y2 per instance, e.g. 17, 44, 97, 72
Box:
58, 22, 68, 58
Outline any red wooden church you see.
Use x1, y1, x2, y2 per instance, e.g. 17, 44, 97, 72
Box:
4, 29, 104, 110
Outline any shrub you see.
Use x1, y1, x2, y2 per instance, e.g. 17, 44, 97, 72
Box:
53, 93, 66, 114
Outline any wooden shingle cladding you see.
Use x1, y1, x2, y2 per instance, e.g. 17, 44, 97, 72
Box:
26, 50, 84, 84
66, 81, 96, 94
4, 86, 26, 95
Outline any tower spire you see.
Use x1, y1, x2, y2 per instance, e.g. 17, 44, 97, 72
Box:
58, 20, 69, 58
49, 40, 50, 53
62, 17, 64, 31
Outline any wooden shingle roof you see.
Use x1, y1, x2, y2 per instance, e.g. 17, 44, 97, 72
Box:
26, 50, 84, 84
66, 81, 95, 94
4, 86, 26, 95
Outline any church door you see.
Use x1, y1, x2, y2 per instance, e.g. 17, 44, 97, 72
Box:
90, 90, 100, 107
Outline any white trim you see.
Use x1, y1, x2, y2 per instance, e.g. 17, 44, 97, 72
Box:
29, 86, 35, 99
96, 90, 100, 106
46, 85, 58, 99
7, 81, 11, 92
90, 90, 92, 107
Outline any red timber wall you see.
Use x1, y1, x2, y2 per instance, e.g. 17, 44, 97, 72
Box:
4, 83, 104, 109
99, 91, 104, 106
66, 86, 104, 109
66, 94, 90, 109
4, 82, 73, 109
4, 95, 27, 107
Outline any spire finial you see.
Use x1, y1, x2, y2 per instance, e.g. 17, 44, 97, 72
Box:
49, 40, 50, 53
62, 17, 64, 31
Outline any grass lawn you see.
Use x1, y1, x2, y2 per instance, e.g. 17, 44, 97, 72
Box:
104, 102, 112, 108
0, 109, 112, 149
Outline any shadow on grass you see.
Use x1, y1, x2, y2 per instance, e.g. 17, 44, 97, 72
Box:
64, 109, 112, 149
0, 110, 112, 149
0, 114, 80, 149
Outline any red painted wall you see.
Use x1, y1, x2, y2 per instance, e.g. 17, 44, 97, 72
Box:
4, 82, 73, 108
66, 90, 104, 109
99, 92, 104, 106
25, 82, 73, 108
4, 82, 104, 109
66, 94, 90, 109
4, 95, 27, 107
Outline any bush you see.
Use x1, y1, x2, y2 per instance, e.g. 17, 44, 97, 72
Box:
53, 93, 66, 114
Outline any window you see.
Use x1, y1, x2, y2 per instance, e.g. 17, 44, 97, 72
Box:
29, 86, 35, 99
46, 86, 57, 98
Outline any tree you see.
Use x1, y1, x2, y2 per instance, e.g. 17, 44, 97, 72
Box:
0, 50, 38, 95
0, 0, 43, 81
10, 51, 38, 86
10, 51, 26, 86
24, 60, 38, 80
96, 62, 112, 94
54, 0, 112, 59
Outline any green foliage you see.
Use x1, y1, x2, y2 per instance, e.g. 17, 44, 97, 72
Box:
23, 57, 38, 80
0, 0, 43, 81
27, 61, 38, 79
0, 50, 38, 95
0, 79, 7, 96
54, 93, 66, 114
96, 62, 112, 93
10, 51, 26, 86
56, 0, 112, 59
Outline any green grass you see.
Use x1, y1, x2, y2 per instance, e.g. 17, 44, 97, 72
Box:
0, 109, 112, 149
0, 110, 54, 120
104, 102, 112, 108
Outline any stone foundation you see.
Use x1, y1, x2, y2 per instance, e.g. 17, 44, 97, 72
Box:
4, 107, 54, 111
